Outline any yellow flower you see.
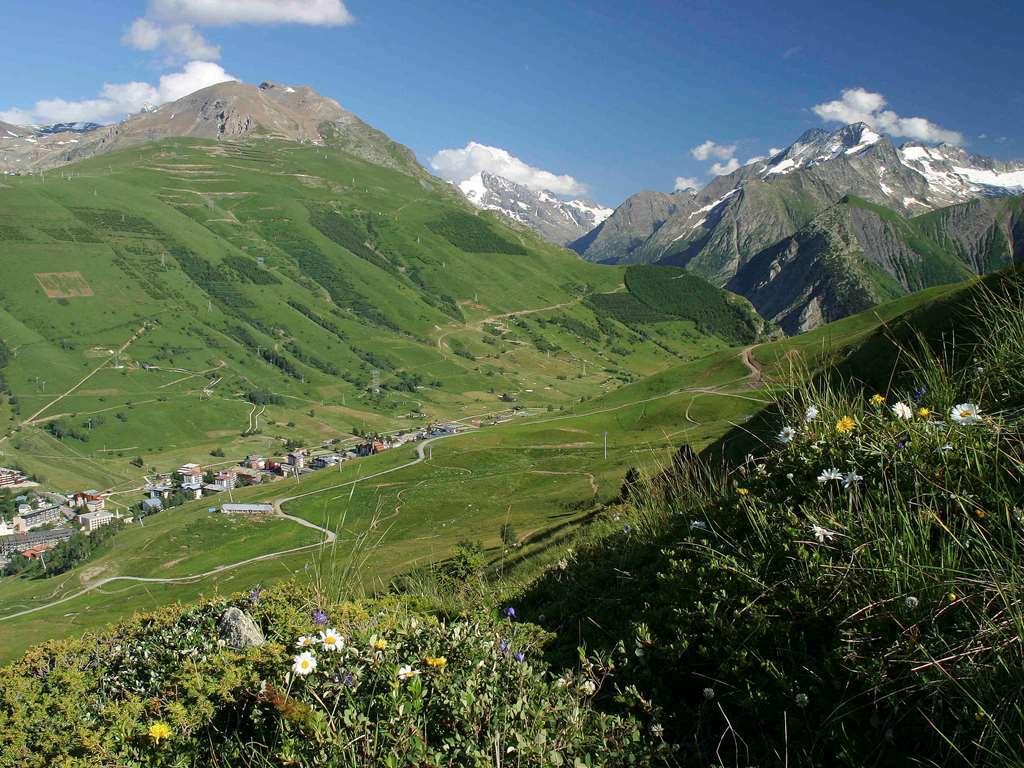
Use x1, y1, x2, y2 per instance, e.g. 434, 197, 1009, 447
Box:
869, 394, 885, 406
916, 407, 931, 418
425, 656, 447, 668
835, 416, 856, 435
371, 638, 388, 651
948, 592, 957, 602
148, 722, 172, 744
736, 487, 749, 497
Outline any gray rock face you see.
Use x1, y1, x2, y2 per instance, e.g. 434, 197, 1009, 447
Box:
217, 607, 265, 649
570, 189, 692, 262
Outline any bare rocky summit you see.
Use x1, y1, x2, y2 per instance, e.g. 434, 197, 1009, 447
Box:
0, 80, 422, 177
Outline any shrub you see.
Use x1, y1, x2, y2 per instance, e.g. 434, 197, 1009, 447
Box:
0, 585, 665, 766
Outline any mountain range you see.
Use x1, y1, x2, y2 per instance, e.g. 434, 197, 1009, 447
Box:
2, 80, 1022, 339
571, 122, 1024, 331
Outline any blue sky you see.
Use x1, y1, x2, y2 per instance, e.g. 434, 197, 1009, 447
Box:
2, 0, 1022, 206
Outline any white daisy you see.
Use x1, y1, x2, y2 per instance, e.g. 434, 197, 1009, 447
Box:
804, 406, 819, 423
777, 426, 796, 444
397, 664, 419, 681
320, 628, 344, 651
292, 651, 317, 676
810, 524, 838, 543
891, 402, 913, 421
842, 470, 863, 489
817, 467, 843, 484
950, 403, 982, 425
296, 636, 313, 649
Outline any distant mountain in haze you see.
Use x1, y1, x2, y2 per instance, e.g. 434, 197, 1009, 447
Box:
455, 170, 612, 245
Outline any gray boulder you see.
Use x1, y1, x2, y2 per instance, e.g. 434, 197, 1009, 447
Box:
217, 607, 265, 649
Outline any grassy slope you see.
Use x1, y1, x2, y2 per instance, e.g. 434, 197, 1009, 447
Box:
0, 138, 729, 491
0, 277, 967, 661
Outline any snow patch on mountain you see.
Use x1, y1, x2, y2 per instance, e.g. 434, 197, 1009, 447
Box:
456, 171, 611, 245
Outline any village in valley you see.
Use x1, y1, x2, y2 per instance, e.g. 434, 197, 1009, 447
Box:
0, 421, 465, 574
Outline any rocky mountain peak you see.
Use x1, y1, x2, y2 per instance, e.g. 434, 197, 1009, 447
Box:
456, 171, 612, 246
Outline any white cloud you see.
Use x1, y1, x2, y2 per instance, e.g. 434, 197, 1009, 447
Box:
125, 1, 353, 61
1, 61, 236, 125
811, 87, 963, 145
150, 0, 354, 26
430, 141, 588, 196
674, 176, 701, 192
691, 140, 737, 161
123, 18, 220, 60
710, 158, 741, 176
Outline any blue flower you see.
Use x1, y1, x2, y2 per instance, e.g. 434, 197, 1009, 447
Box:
623, 524, 632, 534
312, 608, 328, 625
249, 589, 261, 605
897, 437, 910, 450
912, 385, 926, 404
514, 651, 526, 663
503, 606, 516, 620
498, 639, 509, 654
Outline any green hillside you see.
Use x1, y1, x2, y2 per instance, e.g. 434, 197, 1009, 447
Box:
0, 276, 965, 661
587, 264, 765, 343
0, 138, 731, 490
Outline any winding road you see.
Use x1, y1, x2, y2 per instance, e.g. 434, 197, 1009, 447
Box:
0, 436, 453, 623
0, 344, 764, 623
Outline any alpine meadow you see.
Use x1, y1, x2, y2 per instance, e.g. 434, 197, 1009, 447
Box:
1, 2, 1023, 766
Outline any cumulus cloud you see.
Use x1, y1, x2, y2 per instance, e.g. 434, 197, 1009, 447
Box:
811, 87, 963, 145
430, 141, 588, 196
691, 140, 737, 162
710, 158, 741, 176
123, 18, 220, 60
1, 61, 235, 125
674, 176, 701, 192
125, 0, 354, 61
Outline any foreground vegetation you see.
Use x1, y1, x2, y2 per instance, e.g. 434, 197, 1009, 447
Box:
1, 263, 1018, 765
520, 269, 1024, 765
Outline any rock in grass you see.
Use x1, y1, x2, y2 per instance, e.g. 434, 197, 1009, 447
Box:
217, 607, 265, 649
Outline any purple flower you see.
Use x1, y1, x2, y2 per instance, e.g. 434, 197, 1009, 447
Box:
503, 606, 516, 620
312, 608, 328, 626
498, 639, 509, 654
912, 385, 926, 404
897, 437, 910, 450
249, 589, 261, 605
514, 652, 526, 663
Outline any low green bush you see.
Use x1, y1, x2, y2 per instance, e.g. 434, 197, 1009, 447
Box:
0, 585, 665, 767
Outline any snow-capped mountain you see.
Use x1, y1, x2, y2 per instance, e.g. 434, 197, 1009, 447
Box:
35, 122, 103, 135
897, 143, 1024, 206
572, 121, 1023, 332
758, 123, 883, 177
457, 171, 612, 245
577, 122, 1024, 267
